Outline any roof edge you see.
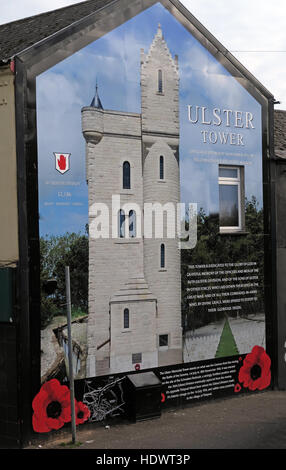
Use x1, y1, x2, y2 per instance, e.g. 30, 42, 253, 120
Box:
0, 0, 275, 102
0, 0, 89, 28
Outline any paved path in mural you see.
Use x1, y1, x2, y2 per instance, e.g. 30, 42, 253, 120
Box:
183, 319, 225, 363
40, 316, 67, 382
41, 316, 88, 381
42, 314, 265, 377
183, 314, 265, 363
228, 313, 265, 354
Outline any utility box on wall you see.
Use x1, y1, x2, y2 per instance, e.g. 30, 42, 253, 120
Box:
124, 372, 162, 422
0, 268, 14, 323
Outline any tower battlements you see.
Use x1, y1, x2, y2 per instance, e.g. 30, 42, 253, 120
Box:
141, 24, 180, 137
82, 107, 141, 145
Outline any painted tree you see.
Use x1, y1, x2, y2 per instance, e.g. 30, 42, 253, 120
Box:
40, 228, 88, 328
181, 197, 264, 332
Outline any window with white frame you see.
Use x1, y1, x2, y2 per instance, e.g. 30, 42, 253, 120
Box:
219, 165, 244, 232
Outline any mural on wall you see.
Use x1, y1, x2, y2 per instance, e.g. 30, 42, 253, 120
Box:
32, 345, 271, 432
34, 2, 270, 431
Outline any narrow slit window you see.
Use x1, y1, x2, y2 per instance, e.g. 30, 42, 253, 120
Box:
160, 243, 165, 268
118, 209, 125, 238
123, 161, 131, 189
158, 69, 163, 93
123, 308, 129, 329
159, 156, 164, 180
129, 210, 136, 238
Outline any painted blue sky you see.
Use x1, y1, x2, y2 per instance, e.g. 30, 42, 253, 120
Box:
36, 1, 262, 237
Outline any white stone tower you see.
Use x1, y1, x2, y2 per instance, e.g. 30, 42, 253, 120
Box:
82, 25, 182, 378
141, 24, 182, 366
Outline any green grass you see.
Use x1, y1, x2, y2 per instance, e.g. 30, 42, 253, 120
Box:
71, 307, 87, 321
215, 317, 239, 358
59, 440, 82, 448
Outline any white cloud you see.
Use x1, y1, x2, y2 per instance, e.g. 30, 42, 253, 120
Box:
182, 0, 286, 108
0, 0, 78, 23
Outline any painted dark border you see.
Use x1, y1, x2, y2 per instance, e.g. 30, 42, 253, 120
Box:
13, 0, 276, 445
265, 101, 278, 387
15, 59, 41, 447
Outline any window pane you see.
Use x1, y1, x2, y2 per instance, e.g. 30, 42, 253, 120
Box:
129, 210, 136, 237
159, 334, 168, 347
219, 184, 239, 227
219, 167, 238, 179
119, 210, 125, 237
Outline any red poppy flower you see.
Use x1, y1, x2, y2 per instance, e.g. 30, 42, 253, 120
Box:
238, 346, 271, 391
234, 383, 241, 393
32, 379, 71, 433
75, 401, 90, 425
161, 392, 166, 403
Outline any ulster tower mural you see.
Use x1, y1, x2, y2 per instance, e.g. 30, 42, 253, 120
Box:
82, 25, 182, 377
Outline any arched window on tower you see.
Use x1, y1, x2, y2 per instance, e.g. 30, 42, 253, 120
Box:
123, 161, 131, 189
129, 210, 136, 238
158, 69, 163, 93
123, 308, 130, 329
118, 209, 125, 238
160, 243, 165, 269
159, 156, 164, 180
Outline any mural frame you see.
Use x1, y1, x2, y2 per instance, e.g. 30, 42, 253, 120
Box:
13, 0, 276, 444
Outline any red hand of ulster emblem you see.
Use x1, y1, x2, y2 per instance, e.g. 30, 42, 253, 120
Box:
58, 154, 67, 170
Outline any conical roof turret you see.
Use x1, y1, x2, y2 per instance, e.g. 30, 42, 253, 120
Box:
90, 82, 103, 109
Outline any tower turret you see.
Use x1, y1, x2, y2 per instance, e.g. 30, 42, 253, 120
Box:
141, 25, 182, 366
141, 24, 179, 137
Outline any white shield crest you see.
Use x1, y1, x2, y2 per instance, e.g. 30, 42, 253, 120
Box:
54, 153, 71, 174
